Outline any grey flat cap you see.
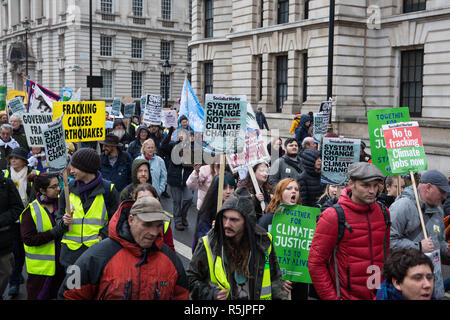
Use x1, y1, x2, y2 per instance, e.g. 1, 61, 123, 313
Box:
347, 162, 384, 182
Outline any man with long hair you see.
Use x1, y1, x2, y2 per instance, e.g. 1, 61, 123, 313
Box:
187, 187, 287, 300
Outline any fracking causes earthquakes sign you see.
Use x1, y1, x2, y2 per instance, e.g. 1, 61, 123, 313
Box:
270, 204, 321, 284
382, 121, 427, 174
42, 115, 68, 171
367, 107, 410, 176
321, 138, 360, 185
204, 94, 246, 154
22, 113, 53, 147
53, 101, 106, 142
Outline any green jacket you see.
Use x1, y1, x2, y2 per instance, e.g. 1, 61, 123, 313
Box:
187, 187, 287, 300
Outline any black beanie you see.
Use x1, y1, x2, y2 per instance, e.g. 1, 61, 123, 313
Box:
70, 148, 101, 174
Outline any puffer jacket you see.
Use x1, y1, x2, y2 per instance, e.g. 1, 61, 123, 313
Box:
389, 186, 449, 260
297, 149, 325, 207
187, 187, 287, 300
295, 114, 311, 147
308, 187, 390, 300
58, 200, 189, 300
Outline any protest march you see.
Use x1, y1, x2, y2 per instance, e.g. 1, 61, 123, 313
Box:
0, 75, 449, 305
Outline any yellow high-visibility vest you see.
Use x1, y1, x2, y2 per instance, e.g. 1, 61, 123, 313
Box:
201, 233, 273, 300
20, 200, 56, 276
61, 185, 113, 250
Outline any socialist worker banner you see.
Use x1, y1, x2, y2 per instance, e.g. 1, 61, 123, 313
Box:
53, 101, 106, 143
367, 107, 410, 176
382, 121, 427, 174
270, 204, 321, 284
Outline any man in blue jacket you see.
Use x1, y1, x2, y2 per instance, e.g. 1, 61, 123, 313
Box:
295, 114, 311, 149
100, 133, 132, 192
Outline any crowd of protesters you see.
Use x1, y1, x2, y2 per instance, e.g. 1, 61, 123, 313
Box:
0, 106, 449, 301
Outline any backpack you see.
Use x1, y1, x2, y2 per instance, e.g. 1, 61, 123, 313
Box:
331, 201, 390, 298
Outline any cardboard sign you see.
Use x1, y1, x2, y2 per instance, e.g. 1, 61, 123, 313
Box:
42, 115, 68, 172
425, 249, 445, 299
9, 97, 27, 115
321, 137, 361, 185
143, 94, 163, 125
27, 80, 60, 114
111, 98, 122, 117
367, 107, 410, 176
271, 204, 321, 284
53, 101, 106, 142
203, 94, 246, 154
162, 109, 178, 128
7, 90, 27, 104
140, 95, 147, 115
313, 112, 328, 144
22, 113, 53, 147
382, 121, 427, 174
319, 100, 332, 124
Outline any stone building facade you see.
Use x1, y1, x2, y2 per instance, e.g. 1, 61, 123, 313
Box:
190, 0, 450, 174
0, 0, 192, 105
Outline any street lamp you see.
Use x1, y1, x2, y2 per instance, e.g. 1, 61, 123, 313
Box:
162, 59, 171, 108
22, 17, 31, 77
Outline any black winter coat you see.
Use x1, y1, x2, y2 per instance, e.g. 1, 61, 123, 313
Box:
0, 173, 24, 255
297, 149, 325, 207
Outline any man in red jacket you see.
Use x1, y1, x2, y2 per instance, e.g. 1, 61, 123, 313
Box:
308, 162, 390, 300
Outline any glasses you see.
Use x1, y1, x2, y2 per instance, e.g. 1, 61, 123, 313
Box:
47, 184, 60, 190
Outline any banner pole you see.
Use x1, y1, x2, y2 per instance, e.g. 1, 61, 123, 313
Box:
248, 165, 266, 212
217, 154, 226, 213
410, 170, 427, 238
63, 168, 73, 232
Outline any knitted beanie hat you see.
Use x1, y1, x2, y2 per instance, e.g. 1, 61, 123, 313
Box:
70, 148, 101, 174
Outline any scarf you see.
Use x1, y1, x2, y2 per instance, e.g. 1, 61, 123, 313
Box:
11, 166, 28, 206
37, 192, 58, 215
0, 137, 20, 149
76, 171, 103, 202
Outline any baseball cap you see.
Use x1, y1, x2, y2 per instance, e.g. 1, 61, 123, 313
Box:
420, 170, 450, 193
130, 196, 170, 222
347, 162, 384, 182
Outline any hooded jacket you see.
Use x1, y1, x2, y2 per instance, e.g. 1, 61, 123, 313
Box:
294, 114, 311, 147
268, 154, 303, 188
297, 149, 325, 207
308, 187, 390, 300
127, 126, 151, 159
389, 185, 449, 259
187, 187, 287, 300
58, 200, 189, 300
119, 159, 152, 202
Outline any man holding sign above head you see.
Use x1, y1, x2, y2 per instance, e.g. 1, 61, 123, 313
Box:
308, 162, 391, 300
57, 148, 120, 269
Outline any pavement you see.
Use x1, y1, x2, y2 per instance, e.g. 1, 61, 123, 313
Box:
2, 188, 449, 300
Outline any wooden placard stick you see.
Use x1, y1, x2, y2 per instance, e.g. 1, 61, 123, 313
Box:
216, 154, 226, 213
248, 165, 266, 212
409, 170, 428, 238
62, 168, 73, 232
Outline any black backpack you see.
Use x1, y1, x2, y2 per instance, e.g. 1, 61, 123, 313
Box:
330, 201, 391, 298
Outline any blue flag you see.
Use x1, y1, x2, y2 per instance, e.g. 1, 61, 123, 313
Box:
179, 78, 204, 132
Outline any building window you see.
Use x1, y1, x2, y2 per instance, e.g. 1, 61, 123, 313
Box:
276, 55, 288, 112
132, 38, 143, 59
161, 0, 171, 20
205, 0, 214, 38
160, 40, 171, 60
101, 70, 114, 98
304, 0, 309, 19
187, 48, 192, 62
132, 0, 143, 16
258, 56, 263, 101
132, 71, 143, 98
59, 69, 65, 89
58, 34, 65, 58
278, 0, 289, 24
400, 49, 424, 117
101, 0, 113, 13
160, 72, 171, 103
403, 0, 426, 13
36, 38, 42, 59
302, 52, 308, 102
204, 62, 213, 95
100, 35, 113, 57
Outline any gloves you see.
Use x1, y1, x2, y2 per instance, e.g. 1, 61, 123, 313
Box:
50, 219, 68, 239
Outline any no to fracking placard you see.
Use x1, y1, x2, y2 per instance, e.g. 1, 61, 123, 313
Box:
382, 121, 427, 174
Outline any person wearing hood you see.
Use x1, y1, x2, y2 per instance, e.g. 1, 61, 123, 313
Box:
297, 148, 325, 207
295, 114, 311, 149
187, 187, 287, 300
308, 162, 391, 300
110, 119, 132, 148
56, 148, 120, 270
172, 115, 193, 142
120, 158, 153, 202
58, 196, 189, 300
137, 138, 167, 197
389, 170, 450, 260
127, 125, 150, 160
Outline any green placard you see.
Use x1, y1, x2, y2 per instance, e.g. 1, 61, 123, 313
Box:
270, 204, 321, 284
0, 86, 6, 111
367, 107, 410, 176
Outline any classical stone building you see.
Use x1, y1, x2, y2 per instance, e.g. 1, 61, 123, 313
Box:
0, 0, 192, 105
190, 0, 450, 174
